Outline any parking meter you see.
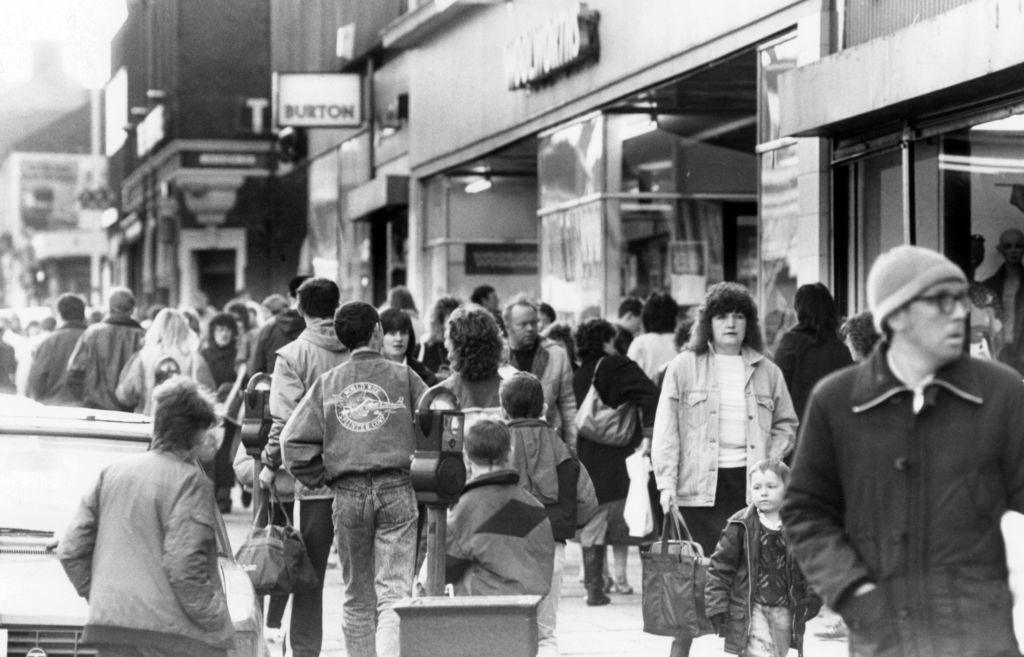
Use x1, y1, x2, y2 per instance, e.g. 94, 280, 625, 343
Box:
411, 386, 467, 506
412, 386, 467, 596
240, 373, 273, 458
240, 373, 273, 519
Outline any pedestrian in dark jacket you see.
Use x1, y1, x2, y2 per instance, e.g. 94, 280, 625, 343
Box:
572, 318, 659, 606
248, 275, 309, 376
783, 245, 1024, 657
380, 307, 438, 386
66, 287, 144, 411
27, 293, 87, 403
0, 323, 16, 394
772, 283, 852, 423
58, 376, 234, 657
706, 459, 820, 657
445, 419, 555, 600
501, 372, 577, 657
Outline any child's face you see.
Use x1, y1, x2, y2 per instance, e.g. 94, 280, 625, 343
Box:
750, 469, 786, 514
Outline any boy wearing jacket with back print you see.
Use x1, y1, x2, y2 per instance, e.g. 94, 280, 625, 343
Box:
705, 459, 820, 657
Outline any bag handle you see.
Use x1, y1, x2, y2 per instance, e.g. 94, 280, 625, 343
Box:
252, 481, 296, 530
658, 506, 704, 557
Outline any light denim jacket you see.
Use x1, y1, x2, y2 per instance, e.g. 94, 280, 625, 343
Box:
651, 345, 797, 506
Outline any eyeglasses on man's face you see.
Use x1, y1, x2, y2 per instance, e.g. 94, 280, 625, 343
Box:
911, 291, 969, 315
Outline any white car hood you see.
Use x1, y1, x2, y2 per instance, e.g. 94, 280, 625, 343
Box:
0, 552, 87, 626
0, 548, 257, 631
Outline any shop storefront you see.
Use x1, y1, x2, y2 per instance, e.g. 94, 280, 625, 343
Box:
401, 0, 825, 325
781, 0, 1024, 322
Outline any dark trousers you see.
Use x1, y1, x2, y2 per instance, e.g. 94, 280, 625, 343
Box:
679, 466, 747, 556
214, 423, 238, 493
289, 498, 335, 657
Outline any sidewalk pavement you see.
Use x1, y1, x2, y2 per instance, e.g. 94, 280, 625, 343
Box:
223, 493, 849, 657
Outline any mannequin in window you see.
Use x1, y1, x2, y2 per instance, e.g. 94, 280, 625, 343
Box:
982, 228, 1024, 372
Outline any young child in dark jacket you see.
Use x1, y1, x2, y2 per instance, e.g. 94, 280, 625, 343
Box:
499, 371, 578, 657
705, 459, 821, 657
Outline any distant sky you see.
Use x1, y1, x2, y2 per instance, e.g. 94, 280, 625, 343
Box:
0, 0, 128, 88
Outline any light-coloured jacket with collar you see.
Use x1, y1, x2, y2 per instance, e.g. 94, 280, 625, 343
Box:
652, 345, 797, 506
263, 318, 349, 500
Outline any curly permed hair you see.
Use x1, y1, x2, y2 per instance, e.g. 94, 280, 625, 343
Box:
445, 304, 504, 382
428, 296, 462, 343
686, 282, 763, 354
573, 318, 616, 362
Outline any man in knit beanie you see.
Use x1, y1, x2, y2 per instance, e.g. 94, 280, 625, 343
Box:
782, 244, 1024, 657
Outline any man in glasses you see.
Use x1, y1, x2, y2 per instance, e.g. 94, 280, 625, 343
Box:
982, 228, 1024, 372
783, 245, 1024, 657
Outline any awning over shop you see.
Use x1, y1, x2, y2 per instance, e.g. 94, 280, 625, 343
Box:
779, 0, 1024, 139
344, 175, 409, 221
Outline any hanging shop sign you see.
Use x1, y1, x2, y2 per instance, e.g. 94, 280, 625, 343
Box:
504, 5, 600, 91
180, 151, 272, 169
275, 73, 362, 128
465, 243, 538, 275
136, 104, 166, 158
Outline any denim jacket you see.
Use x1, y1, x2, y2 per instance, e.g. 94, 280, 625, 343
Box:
652, 346, 797, 506
280, 350, 428, 488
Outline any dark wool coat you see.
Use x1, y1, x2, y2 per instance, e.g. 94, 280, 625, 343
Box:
26, 320, 87, 403
705, 505, 821, 656
247, 309, 305, 376
66, 314, 144, 411
572, 355, 658, 504
782, 345, 1024, 657
772, 326, 853, 422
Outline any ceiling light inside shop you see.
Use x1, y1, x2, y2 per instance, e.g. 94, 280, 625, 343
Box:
465, 175, 492, 194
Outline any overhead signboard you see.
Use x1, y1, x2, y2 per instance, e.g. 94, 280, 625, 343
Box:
136, 104, 165, 158
504, 6, 600, 90
275, 73, 362, 128
104, 67, 128, 156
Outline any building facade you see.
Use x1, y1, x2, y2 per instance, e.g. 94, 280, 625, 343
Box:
105, 0, 305, 312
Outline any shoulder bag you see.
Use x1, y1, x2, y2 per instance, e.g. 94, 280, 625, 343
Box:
575, 357, 638, 446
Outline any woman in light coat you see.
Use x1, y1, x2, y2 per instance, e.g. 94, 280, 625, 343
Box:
652, 282, 797, 657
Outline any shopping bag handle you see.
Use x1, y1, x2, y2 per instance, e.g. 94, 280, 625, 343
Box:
659, 506, 704, 557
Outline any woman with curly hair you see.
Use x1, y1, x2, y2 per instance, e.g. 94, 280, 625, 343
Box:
652, 282, 797, 656
572, 318, 659, 606
430, 304, 506, 421
420, 296, 462, 377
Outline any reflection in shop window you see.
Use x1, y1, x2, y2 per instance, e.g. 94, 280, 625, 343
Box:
760, 143, 799, 352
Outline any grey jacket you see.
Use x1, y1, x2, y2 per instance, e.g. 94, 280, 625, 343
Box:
281, 350, 428, 487
263, 319, 348, 499
513, 339, 578, 451
58, 449, 234, 657
652, 346, 797, 506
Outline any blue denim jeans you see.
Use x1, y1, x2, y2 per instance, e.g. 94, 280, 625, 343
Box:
746, 603, 792, 657
332, 472, 418, 657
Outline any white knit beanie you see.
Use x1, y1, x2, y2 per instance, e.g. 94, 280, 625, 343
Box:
867, 245, 967, 332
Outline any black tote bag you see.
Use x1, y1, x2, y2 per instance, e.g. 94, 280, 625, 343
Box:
641, 507, 715, 638
234, 487, 319, 595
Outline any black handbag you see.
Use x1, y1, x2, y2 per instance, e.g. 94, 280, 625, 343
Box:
641, 507, 715, 638
234, 487, 319, 596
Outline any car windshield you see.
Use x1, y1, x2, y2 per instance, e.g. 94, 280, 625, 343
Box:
0, 433, 147, 535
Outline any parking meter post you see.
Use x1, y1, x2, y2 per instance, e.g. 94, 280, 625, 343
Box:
424, 505, 448, 596
412, 387, 467, 597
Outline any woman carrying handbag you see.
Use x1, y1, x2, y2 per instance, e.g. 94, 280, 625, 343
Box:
572, 319, 659, 606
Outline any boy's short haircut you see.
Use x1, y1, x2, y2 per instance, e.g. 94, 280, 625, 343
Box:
334, 301, 379, 349
749, 457, 791, 486
297, 278, 340, 319
465, 419, 511, 466
618, 296, 643, 318
499, 372, 545, 420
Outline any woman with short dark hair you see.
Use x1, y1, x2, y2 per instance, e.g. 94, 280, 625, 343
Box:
59, 377, 234, 657
627, 292, 680, 381
652, 282, 797, 657
572, 318, 659, 606
380, 308, 438, 386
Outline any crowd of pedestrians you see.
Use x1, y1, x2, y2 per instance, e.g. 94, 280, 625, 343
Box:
7, 242, 1023, 657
